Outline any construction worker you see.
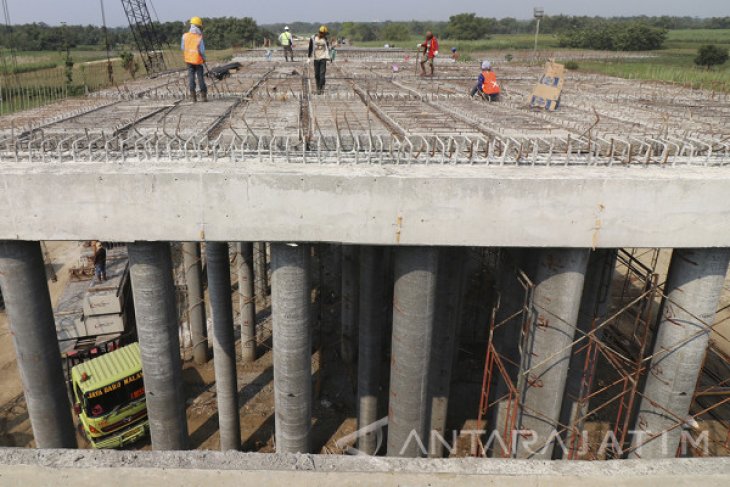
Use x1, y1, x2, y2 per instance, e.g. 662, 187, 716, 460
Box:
418, 31, 439, 77
279, 26, 294, 62
308, 25, 331, 94
181, 16, 207, 102
470, 60, 501, 101
93, 241, 107, 284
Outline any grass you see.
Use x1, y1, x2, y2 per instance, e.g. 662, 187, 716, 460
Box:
567, 51, 730, 92
664, 29, 730, 49
353, 34, 560, 53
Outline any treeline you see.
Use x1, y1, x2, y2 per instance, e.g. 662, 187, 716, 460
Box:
558, 22, 668, 51
0, 17, 269, 51
263, 15, 730, 42
1, 15, 729, 52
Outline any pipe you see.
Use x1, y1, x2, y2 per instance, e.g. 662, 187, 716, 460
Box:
630, 248, 730, 459
237, 242, 256, 365
341, 245, 359, 364
387, 247, 439, 458
428, 248, 466, 458
206, 242, 241, 451
357, 246, 388, 455
271, 243, 312, 453
128, 242, 188, 450
516, 248, 589, 459
183, 242, 208, 365
0, 241, 77, 449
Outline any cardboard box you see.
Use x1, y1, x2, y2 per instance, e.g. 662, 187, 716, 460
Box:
530, 61, 565, 111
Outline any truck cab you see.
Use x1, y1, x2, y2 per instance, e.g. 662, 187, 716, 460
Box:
71, 342, 148, 448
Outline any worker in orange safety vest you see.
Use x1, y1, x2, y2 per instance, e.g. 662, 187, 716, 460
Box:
181, 16, 207, 102
470, 60, 501, 101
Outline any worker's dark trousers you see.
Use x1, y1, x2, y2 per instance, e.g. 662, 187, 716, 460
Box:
187, 63, 207, 94
283, 45, 294, 62
314, 59, 327, 92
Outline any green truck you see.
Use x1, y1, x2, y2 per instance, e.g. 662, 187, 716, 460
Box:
71, 342, 148, 448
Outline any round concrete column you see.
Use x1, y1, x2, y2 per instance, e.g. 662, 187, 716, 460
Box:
341, 245, 359, 365
183, 242, 208, 365
516, 248, 589, 459
129, 242, 188, 450
206, 242, 241, 451
630, 248, 730, 459
0, 241, 77, 449
387, 247, 439, 458
357, 246, 388, 455
237, 242, 257, 365
271, 243, 312, 454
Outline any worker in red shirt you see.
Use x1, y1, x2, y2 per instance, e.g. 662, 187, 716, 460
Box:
418, 32, 439, 77
470, 60, 501, 101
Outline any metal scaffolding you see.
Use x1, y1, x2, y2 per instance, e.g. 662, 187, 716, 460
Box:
476, 248, 730, 459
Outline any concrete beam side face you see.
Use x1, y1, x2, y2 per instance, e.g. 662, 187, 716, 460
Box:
428, 248, 466, 458
183, 242, 209, 365
271, 243, 312, 454
0, 241, 77, 449
357, 246, 388, 455
517, 248, 590, 460
206, 242, 241, 451
341, 245, 360, 365
5, 165, 730, 248
128, 242, 188, 451
388, 247, 439, 458
237, 242, 257, 365
630, 248, 730, 459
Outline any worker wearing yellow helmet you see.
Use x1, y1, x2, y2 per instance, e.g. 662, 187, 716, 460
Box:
308, 25, 333, 94
181, 16, 208, 102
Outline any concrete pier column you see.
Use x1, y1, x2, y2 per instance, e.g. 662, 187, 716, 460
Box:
341, 245, 359, 364
319, 244, 342, 334
271, 243, 312, 453
428, 248, 465, 458
357, 246, 388, 455
128, 242, 188, 450
630, 248, 730, 459
560, 249, 617, 458
0, 241, 76, 449
516, 248, 589, 459
254, 242, 268, 306
183, 242, 208, 365
387, 247, 439, 458
237, 242, 257, 364
206, 242, 241, 451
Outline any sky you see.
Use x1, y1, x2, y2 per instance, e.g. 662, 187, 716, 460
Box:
4, 0, 729, 27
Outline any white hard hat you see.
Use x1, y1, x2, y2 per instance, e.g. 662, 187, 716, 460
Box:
481, 60, 492, 70
284, 26, 290, 31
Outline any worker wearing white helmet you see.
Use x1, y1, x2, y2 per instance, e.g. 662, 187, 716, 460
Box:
279, 25, 294, 62
470, 60, 501, 101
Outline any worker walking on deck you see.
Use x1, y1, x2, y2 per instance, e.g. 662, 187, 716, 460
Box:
181, 16, 208, 102
308, 26, 331, 94
279, 26, 295, 62
419, 31, 439, 77
470, 60, 501, 101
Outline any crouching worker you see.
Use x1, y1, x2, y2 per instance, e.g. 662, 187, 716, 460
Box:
470, 60, 500, 101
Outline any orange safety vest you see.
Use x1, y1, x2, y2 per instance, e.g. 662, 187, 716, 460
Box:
482, 71, 500, 95
183, 33, 204, 65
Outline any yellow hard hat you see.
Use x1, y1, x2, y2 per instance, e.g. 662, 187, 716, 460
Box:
190, 17, 203, 27
319, 25, 329, 34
